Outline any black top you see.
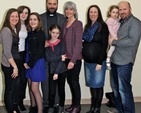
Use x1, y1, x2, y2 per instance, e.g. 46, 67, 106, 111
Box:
45, 41, 66, 74
12, 36, 20, 59
82, 23, 109, 64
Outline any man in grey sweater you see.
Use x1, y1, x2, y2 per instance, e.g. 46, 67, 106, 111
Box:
108, 1, 141, 113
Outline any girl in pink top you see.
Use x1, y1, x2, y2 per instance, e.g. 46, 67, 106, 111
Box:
106, 5, 120, 70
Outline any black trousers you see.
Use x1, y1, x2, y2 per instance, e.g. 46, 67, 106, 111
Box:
19, 51, 27, 101
65, 59, 82, 107
1, 59, 20, 113
49, 72, 66, 107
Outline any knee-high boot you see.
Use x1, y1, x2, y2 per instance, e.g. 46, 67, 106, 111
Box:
86, 88, 97, 113
94, 87, 103, 113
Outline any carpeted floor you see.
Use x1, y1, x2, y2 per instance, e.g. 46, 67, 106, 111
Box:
0, 103, 141, 113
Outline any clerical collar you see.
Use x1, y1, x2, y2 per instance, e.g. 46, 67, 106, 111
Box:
50, 14, 54, 16
46, 11, 56, 17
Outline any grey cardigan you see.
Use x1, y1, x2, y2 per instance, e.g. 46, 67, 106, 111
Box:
0, 27, 14, 67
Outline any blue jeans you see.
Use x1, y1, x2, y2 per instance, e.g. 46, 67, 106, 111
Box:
111, 63, 135, 113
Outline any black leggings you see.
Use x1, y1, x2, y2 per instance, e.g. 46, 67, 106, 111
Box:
19, 51, 27, 100
66, 59, 82, 107
49, 72, 66, 107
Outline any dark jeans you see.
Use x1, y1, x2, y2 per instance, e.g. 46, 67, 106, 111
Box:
19, 51, 27, 100
1, 60, 20, 112
111, 62, 135, 113
49, 72, 66, 107
66, 59, 81, 107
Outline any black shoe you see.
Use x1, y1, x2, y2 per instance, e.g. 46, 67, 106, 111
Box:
105, 92, 115, 106
86, 107, 95, 113
105, 92, 115, 100
29, 106, 37, 113
93, 108, 100, 113
43, 106, 49, 113
105, 101, 115, 108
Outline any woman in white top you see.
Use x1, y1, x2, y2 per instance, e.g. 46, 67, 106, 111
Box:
17, 5, 31, 111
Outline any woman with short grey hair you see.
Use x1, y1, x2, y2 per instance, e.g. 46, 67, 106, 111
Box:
62, 1, 83, 113
63, 1, 78, 18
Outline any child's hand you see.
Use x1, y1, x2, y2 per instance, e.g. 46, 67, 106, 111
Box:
24, 63, 30, 69
114, 37, 118, 40
61, 54, 67, 61
53, 74, 58, 80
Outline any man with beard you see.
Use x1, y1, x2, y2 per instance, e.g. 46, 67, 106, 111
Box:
40, 0, 65, 112
108, 1, 141, 113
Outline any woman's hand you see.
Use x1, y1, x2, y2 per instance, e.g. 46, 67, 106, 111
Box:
95, 64, 102, 71
11, 68, 18, 78
24, 63, 30, 69
67, 62, 74, 70
45, 40, 49, 47
61, 54, 67, 61
53, 74, 58, 80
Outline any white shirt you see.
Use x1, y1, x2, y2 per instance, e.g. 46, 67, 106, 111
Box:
19, 24, 28, 52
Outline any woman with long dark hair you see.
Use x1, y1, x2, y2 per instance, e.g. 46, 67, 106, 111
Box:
17, 5, 31, 111
0, 8, 21, 113
82, 5, 109, 113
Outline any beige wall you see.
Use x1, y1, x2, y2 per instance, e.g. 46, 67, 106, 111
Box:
0, 0, 141, 104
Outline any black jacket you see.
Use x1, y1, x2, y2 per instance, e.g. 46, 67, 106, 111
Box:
25, 30, 45, 68
45, 41, 66, 74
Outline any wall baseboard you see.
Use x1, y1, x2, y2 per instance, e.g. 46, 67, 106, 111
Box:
0, 97, 141, 106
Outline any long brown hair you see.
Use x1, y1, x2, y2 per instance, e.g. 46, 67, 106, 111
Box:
27, 12, 43, 31
0, 8, 21, 37
17, 5, 31, 27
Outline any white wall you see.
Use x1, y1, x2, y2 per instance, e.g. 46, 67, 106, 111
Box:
0, 0, 141, 103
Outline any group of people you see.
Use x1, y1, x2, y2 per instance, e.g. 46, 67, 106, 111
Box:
0, 0, 141, 113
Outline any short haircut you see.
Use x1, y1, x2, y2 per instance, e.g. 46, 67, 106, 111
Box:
63, 1, 78, 18
46, 0, 58, 3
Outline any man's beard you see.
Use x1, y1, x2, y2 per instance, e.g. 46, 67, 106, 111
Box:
47, 8, 57, 14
